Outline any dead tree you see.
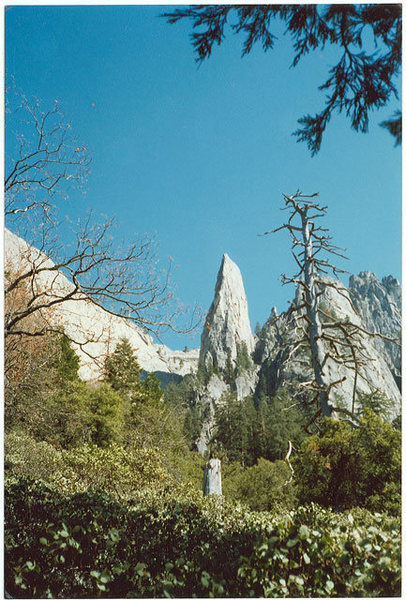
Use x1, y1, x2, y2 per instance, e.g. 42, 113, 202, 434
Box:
4, 220, 179, 339
260, 190, 397, 418
203, 458, 222, 498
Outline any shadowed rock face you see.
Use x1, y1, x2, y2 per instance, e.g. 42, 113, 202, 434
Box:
200, 253, 254, 371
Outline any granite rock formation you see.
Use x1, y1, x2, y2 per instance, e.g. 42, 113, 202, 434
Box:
349, 272, 401, 383
5, 228, 401, 441
4, 228, 199, 381
257, 276, 401, 418
200, 253, 254, 371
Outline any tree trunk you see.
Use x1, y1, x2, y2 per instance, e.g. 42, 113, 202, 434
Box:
301, 208, 332, 417
203, 458, 222, 497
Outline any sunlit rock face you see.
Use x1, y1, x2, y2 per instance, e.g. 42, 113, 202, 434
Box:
4, 228, 199, 381
5, 228, 401, 430
257, 276, 401, 418
349, 272, 401, 383
200, 253, 254, 371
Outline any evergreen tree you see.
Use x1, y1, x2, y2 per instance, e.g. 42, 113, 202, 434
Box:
197, 354, 214, 386
89, 384, 125, 447
224, 348, 234, 384
164, 5, 401, 153
140, 372, 163, 405
104, 338, 142, 398
213, 394, 260, 466
255, 322, 262, 337
165, 374, 206, 450
355, 390, 392, 421
235, 341, 253, 376
51, 333, 80, 384
213, 390, 306, 466
6, 331, 92, 448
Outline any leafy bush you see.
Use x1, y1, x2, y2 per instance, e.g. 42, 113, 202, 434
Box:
5, 431, 65, 483
59, 443, 173, 499
293, 409, 401, 515
223, 458, 297, 512
5, 431, 202, 502
5, 477, 401, 598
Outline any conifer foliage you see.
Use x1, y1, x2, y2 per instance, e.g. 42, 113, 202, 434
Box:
164, 4, 401, 154
104, 338, 142, 397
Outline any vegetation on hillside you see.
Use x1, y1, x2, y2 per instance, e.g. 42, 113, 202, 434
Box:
4, 321, 401, 597
5, 477, 401, 598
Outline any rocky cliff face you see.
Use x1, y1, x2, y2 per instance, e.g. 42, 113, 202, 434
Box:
194, 254, 258, 452
257, 276, 401, 418
195, 256, 401, 452
4, 229, 199, 381
200, 254, 254, 371
349, 272, 401, 382
5, 228, 401, 427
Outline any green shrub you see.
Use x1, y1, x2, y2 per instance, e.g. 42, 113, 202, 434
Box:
59, 443, 174, 499
5, 477, 401, 598
5, 431, 64, 483
5, 430, 202, 502
223, 458, 297, 512
293, 409, 401, 515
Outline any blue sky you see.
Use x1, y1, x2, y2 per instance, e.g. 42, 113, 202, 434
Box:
5, 5, 401, 350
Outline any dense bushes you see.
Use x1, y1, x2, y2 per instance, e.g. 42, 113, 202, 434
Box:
5, 431, 202, 501
293, 409, 401, 515
5, 332, 204, 487
222, 458, 297, 512
5, 477, 401, 598
4, 331, 402, 598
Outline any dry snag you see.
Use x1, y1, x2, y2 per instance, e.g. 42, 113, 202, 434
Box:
260, 190, 398, 419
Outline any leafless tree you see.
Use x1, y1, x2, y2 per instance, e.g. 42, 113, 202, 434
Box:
260, 190, 397, 419
5, 82, 90, 229
5, 87, 199, 346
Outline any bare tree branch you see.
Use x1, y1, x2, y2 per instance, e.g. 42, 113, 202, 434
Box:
5, 88, 202, 349
261, 190, 398, 422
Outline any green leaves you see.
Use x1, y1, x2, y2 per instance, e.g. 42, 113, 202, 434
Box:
298, 524, 310, 539
5, 477, 401, 598
293, 412, 401, 516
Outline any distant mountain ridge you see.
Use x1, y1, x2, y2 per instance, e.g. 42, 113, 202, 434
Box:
194, 255, 401, 451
